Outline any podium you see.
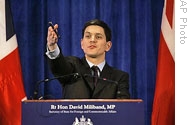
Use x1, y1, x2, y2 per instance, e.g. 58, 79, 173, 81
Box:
22, 99, 144, 125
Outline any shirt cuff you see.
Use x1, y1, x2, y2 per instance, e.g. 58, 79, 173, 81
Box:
45, 46, 60, 59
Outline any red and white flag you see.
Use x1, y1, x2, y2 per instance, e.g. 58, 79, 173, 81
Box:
151, 0, 175, 125
0, 0, 26, 124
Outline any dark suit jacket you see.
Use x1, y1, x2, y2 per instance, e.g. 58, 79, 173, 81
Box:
48, 53, 130, 99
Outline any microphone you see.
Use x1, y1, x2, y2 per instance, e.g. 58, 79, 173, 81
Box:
83, 74, 121, 97
33, 73, 80, 99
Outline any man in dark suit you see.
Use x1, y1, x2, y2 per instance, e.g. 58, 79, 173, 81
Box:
46, 19, 130, 99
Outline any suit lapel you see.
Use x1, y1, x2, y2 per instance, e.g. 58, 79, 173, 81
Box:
80, 57, 94, 90
93, 63, 113, 96
80, 58, 114, 96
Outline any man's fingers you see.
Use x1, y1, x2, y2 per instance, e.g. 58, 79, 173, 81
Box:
48, 27, 58, 38
48, 25, 59, 38
54, 24, 58, 29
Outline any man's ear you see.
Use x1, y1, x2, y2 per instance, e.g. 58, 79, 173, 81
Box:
105, 41, 112, 52
81, 39, 84, 50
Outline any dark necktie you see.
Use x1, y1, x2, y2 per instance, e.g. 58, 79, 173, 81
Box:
91, 66, 99, 87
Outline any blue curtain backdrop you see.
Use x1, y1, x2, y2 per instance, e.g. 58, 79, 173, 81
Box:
10, 0, 164, 125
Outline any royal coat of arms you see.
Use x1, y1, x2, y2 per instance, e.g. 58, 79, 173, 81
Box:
72, 115, 93, 125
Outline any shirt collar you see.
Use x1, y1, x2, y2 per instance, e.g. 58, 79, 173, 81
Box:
86, 59, 105, 72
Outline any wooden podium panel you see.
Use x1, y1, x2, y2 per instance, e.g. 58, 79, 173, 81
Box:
22, 99, 144, 125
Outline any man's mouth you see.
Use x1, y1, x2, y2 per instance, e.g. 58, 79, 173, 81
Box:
88, 45, 96, 49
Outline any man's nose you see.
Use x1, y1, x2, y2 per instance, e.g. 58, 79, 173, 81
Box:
90, 35, 96, 42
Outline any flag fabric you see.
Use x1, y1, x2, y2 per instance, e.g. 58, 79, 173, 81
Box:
0, 0, 26, 125
151, 0, 175, 125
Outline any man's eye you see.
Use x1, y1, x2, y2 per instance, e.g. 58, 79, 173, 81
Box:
85, 35, 90, 38
96, 35, 102, 39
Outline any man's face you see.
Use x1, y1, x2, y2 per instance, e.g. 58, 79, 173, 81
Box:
81, 25, 112, 59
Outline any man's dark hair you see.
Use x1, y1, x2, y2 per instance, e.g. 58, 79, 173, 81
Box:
82, 19, 112, 41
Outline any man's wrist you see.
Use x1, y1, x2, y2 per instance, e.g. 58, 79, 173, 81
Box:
46, 45, 60, 59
